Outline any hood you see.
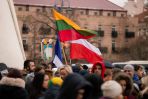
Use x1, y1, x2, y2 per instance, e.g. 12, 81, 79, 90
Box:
57, 73, 92, 99
0, 77, 25, 88
92, 61, 106, 78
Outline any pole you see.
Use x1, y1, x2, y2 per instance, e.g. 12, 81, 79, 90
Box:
62, 43, 68, 65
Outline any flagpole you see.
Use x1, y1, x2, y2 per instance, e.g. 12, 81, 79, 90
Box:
62, 44, 68, 65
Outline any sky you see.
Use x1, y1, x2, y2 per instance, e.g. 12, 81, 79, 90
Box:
108, 0, 128, 7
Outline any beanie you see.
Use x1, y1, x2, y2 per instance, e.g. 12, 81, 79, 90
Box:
48, 77, 63, 87
123, 64, 134, 72
101, 80, 122, 98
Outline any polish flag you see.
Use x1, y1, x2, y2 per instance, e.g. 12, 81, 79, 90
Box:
70, 39, 103, 64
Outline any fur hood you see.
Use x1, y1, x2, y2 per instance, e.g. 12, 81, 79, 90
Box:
0, 77, 25, 88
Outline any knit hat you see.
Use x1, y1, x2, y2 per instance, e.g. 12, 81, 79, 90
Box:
0, 63, 8, 75
123, 64, 134, 72
48, 77, 63, 88
101, 80, 122, 98
104, 61, 113, 68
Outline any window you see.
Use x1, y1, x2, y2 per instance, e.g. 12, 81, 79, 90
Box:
22, 39, 28, 51
125, 32, 135, 38
18, 7, 22, 11
121, 14, 124, 17
66, 9, 73, 15
26, 5, 29, 11
113, 11, 116, 16
112, 25, 118, 38
94, 12, 98, 16
98, 25, 104, 37
100, 47, 108, 53
98, 25, 102, 31
108, 13, 111, 16
86, 9, 89, 15
39, 25, 51, 35
80, 11, 84, 15
36, 9, 40, 12
112, 25, 116, 31
98, 39, 102, 47
99, 10, 103, 16
125, 26, 129, 32
23, 39, 27, 45
112, 40, 116, 53
42, 6, 46, 12
22, 23, 30, 34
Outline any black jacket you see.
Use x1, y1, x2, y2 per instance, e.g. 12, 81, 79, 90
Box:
0, 77, 28, 99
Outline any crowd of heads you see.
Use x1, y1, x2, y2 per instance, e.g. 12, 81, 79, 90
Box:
0, 60, 148, 99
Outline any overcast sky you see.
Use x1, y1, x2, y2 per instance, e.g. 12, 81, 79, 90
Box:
109, 0, 128, 7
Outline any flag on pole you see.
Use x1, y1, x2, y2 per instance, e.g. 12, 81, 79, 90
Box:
52, 9, 97, 42
53, 36, 64, 68
70, 39, 103, 64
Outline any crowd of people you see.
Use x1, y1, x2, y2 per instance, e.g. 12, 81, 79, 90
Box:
0, 60, 148, 99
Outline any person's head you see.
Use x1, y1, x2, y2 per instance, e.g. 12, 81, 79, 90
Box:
134, 65, 144, 78
57, 73, 92, 99
85, 74, 103, 98
7, 68, 23, 79
114, 73, 133, 96
0, 63, 8, 77
83, 65, 88, 70
34, 66, 45, 74
24, 60, 35, 72
32, 72, 49, 90
112, 68, 122, 78
76, 63, 83, 71
104, 61, 113, 72
92, 62, 105, 78
123, 64, 134, 78
141, 75, 148, 89
59, 66, 73, 80
103, 70, 113, 82
101, 80, 123, 99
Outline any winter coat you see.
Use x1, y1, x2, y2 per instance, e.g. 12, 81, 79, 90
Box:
44, 85, 61, 99
0, 77, 28, 99
99, 97, 112, 99
56, 73, 92, 99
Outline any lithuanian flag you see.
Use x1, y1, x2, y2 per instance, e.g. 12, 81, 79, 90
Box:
52, 9, 97, 42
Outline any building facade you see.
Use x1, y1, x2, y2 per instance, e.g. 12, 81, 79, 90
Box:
13, 0, 139, 62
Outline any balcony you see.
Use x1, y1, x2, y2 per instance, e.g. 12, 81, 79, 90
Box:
112, 31, 118, 38
125, 32, 135, 38
112, 47, 120, 54
99, 47, 108, 53
97, 30, 104, 37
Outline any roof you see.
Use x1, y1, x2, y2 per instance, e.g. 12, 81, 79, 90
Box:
13, 0, 126, 11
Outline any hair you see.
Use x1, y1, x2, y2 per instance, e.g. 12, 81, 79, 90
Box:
83, 65, 88, 70
134, 65, 144, 71
7, 68, 22, 79
85, 74, 103, 99
24, 60, 34, 71
112, 68, 122, 78
0, 73, 2, 80
29, 72, 46, 99
141, 75, 148, 87
114, 73, 133, 96
60, 65, 73, 74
